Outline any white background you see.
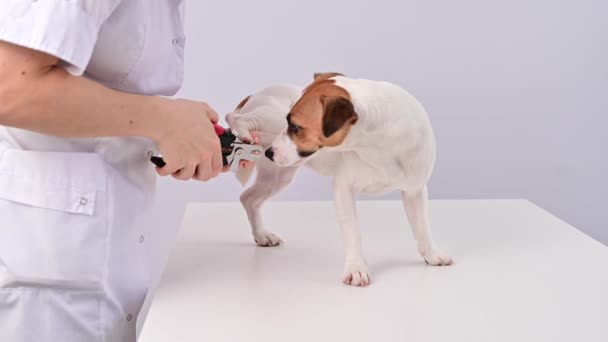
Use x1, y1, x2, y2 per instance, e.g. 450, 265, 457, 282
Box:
157, 0, 607, 244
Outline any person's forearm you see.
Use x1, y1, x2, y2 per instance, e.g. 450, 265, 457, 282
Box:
0, 41, 227, 180
0, 67, 168, 141
0, 48, 167, 141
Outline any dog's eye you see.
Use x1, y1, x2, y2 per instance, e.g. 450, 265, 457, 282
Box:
287, 121, 301, 134
298, 149, 316, 158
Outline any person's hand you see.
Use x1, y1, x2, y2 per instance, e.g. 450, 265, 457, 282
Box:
154, 99, 222, 181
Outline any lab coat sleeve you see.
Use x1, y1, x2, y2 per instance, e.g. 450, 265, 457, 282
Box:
0, 0, 124, 76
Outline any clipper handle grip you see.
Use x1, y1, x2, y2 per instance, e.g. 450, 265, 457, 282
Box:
150, 156, 166, 168
150, 124, 236, 168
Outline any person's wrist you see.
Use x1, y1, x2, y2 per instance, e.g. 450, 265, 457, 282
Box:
141, 96, 171, 143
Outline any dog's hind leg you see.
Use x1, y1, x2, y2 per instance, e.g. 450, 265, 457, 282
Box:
240, 160, 298, 247
401, 186, 453, 266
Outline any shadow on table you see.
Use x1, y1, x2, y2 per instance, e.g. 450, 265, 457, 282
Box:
368, 258, 427, 281
158, 236, 436, 290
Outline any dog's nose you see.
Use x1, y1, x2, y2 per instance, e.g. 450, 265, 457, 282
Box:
265, 148, 275, 161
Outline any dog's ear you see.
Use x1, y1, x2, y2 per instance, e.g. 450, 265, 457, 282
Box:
313, 72, 344, 81
321, 96, 358, 137
234, 95, 251, 111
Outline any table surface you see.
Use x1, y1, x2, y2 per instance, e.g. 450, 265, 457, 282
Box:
139, 200, 608, 342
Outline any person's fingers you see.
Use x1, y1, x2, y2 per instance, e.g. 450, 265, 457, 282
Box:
156, 158, 183, 177
196, 164, 211, 181
196, 157, 212, 181
156, 167, 169, 177
211, 150, 222, 178
203, 102, 219, 123
171, 162, 197, 181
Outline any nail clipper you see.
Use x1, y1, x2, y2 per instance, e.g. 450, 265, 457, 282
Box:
149, 124, 263, 172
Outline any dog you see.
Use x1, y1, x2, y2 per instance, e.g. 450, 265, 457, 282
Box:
226, 73, 453, 287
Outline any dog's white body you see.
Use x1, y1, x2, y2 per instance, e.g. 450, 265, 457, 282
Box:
226, 76, 452, 286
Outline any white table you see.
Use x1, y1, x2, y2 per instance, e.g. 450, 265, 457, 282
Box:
139, 200, 608, 342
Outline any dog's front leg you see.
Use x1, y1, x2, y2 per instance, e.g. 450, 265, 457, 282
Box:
401, 186, 453, 266
240, 162, 298, 247
333, 182, 370, 286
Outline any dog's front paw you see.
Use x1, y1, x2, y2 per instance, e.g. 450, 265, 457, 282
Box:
253, 230, 283, 247
419, 246, 453, 266
342, 259, 371, 287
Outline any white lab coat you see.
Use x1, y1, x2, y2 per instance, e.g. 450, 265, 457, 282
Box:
0, 1, 186, 341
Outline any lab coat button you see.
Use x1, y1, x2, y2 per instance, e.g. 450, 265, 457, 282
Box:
127, 314, 133, 322
172, 38, 179, 45
139, 235, 145, 243
79, 197, 88, 206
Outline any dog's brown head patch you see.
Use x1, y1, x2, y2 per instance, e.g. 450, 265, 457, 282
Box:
313, 72, 344, 82
286, 73, 357, 156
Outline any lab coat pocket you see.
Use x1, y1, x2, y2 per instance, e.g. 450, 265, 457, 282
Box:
0, 148, 109, 289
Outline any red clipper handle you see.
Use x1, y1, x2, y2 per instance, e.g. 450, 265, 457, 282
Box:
213, 123, 225, 136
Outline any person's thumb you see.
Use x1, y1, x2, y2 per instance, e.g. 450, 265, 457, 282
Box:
205, 105, 219, 123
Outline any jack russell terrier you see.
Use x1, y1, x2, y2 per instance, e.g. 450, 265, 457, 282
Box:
226, 73, 453, 287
